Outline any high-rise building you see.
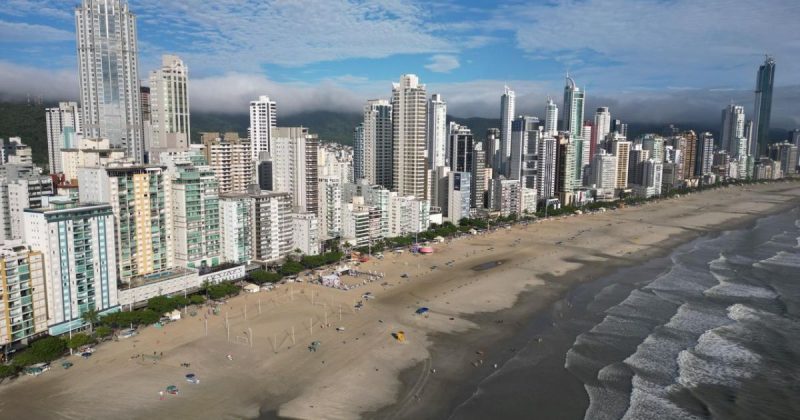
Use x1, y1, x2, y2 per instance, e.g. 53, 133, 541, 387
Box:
471, 142, 486, 209
721, 104, 745, 155
628, 145, 651, 185
589, 149, 617, 191
0, 165, 54, 242
563, 75, 585, 137
752, 56, 776, 157
448, 123, 474, 173
537, 136, 558, 200
485, 128, 502, 171
695, 132, 715, 177
45, 102, 81, 174
768, 142, 799, 176
557, 135, 578, 195
593, 107, 611, 150
489, 178, 521, 217
500, 86, 515, 175
249, 95, 277, 161
353, 123, 365, 181
342, 196, 382, 248
0, 243, 47, 347
509, 116, 540, 187
248, 187, 292, 263
219, 195, 252, 264
201, 132, 253, 194
162, 151, 221, 270
612, 139, 631, 189
791, 129, 800, 149
148, 55, 190, 156
78, 165, 173, 283
271, 127, 319, 214
427, 94, 447, 170
362, 99, 393, 188
392, 75, 428, 200
544, 98, 558, 136
447, 172, 471, 223
24, 201, 119, 335
318, 176, 342, 240
641, 134, 665, 163
680, 131, 698, 179
75, 0, 143, 162
291, 212, 319, 256
634, 159, 663, 198
61, 137, 127, 182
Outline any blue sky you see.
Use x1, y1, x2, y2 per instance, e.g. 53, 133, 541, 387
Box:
1, 0, 799, 124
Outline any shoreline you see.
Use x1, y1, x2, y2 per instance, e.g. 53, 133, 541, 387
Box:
1, 182, 798, 420
371, 195, 800, 420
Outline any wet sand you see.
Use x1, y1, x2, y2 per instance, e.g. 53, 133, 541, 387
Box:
0, 182, 798, 420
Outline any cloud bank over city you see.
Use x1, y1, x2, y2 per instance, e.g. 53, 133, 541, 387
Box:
1, 0, 798, 125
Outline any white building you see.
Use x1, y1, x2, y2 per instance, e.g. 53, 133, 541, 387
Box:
61, 137, 127, 182
76, 0, 143, 162
220, 194, 252, 264
392, 75, 428, 200
45, 101, 81, 174
563, 76, 585, 137
362, 99, 393, 188
499, 86, 516, 176
537, 136, 557, 200
24, 201, 119, 335
590, 149, 618, 191
427, 94, 447, 170
148, 55, 190, 156
271, 127, 319, 214
388, 193, 429, 237
318, 176, 342, 240
633, 159, 663, 198
342, 196, 382, 248
291, 212, 319, 256
249, 95, 277, 161
521, 187, 538, 214
544, 98, 558, 136
593, 107, 611, 148
0, 166, 54, 242
447, 172, 471, 223
489, 178, 521, 217
249, 187, 292, 264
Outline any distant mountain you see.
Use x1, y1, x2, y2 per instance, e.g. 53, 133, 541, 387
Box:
1, 100, 794, 168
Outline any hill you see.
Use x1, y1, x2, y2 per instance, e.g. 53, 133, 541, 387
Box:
1, 101, 793, 167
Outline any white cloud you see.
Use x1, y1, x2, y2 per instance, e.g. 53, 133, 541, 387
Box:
0, 60, 77, 101
424, 55, 460, 73
132, 0, 456, 71
0, 20, 73, 42
493, 0, 800, 90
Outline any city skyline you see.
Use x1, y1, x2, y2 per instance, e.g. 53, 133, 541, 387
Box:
0, 1, 798, 126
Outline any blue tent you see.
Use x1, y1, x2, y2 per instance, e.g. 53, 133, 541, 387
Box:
415, 307, 429, 314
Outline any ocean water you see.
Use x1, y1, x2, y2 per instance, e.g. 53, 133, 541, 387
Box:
447, 207, 800, 420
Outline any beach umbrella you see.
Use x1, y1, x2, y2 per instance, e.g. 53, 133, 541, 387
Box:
415, 307, 429, 314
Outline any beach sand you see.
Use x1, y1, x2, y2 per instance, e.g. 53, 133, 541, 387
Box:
1, 182, 798, 420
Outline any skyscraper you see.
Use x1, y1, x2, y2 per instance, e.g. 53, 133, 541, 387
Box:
500, 86, 515, 175
471, 142, 486, 209
544, 98, 558, 136
563, 75, 585, 137
752, 56, 776, 157
593, 107, 611, 148
75, 0, 143, 162
721, 104, 745, 155
353, 123, 365, 181
427, 94, 447, 169
391, 75, 428, 200
448, 123, 474, 173
148, 55, 190, 155
695, 132, 715, 177
45, 102, 81, 174
363, 99, 393, 188
249, 95, 277, 161
271, 127, 319, 215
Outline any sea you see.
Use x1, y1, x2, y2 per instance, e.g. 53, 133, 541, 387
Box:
444, 207, 800, 420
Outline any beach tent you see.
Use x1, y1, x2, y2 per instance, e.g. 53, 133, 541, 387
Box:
243, 283, 260, 293
415, 307, 429, 315
168, 309, 182, 321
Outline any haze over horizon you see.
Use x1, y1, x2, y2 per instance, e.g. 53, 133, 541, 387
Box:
1, 0, 799, 127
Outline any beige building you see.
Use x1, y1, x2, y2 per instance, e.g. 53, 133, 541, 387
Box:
0, 243, 47, 349
392, 75, 428, 200
612, 139, 631, 189
61, 137, 127, 182
148, 55, 191, 157
201, 132, 254, 194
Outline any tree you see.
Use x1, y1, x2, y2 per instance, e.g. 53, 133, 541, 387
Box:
12, 336, 67, 367
189, 295, 206, 305
94, 326, 113, 340
250, 270, 282, 285
0, 364, 18, 380
66, 333, 95, 350
81, 307, 100, 335
147, 296, 176, 314
279, 260, 304, 277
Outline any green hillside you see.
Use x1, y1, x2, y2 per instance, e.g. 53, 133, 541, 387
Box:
0, 102, 52, 165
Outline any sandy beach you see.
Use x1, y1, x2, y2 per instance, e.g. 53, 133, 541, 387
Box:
1, 181, 798, 420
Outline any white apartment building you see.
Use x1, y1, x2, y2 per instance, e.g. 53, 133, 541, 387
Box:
201, 132, 253, 194
45, 101, 81, 174
291, 212, 319, 256
447, 172, 471, 223
363, 99, 393, 188
0, 243, 47, 348
271, 127, 319, 214
318, 176, 342, 241
489, 178, 522, 217
148, 54, 190, 156
500, 86, 515, 175
342, 196, 382, 248
392, 75, 428, 200
220, 195, 252, 264
590, 149, 618, 191
249, 188, 292, 264
427, 94, 447, 170
24, 201, 119, 335
250, 95, 277, 161
61, 137, 126, 181
544, 98, 558, 136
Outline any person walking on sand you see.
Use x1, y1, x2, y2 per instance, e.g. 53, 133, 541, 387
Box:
159, 391, 164, 400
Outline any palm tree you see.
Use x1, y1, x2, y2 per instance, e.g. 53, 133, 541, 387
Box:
81, 307, 100, 335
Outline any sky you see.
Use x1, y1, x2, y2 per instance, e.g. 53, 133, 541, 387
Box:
1, 0, 799, 127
